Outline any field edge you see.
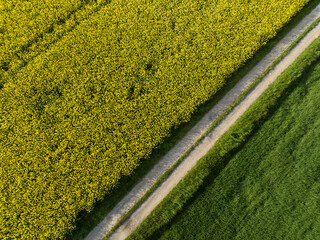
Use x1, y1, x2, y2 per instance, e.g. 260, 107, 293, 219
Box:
126, 24, 320, 240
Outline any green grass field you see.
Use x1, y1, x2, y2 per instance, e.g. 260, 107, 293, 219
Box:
151, 48, 320, 240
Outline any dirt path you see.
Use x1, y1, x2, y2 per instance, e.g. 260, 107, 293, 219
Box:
85, 5, 320, 240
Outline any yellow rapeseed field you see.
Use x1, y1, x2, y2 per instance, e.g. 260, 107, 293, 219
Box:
0, 0, 86, 76
0, 0, 310, 239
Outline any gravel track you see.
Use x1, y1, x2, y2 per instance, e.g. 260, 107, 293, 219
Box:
85, 4, 320, 240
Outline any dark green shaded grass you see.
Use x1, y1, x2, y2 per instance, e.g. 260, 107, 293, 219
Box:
67, 1, 319, 239
127, 35, 320, 240
159, 60, 320, 240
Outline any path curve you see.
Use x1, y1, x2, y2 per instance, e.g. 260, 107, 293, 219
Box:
85, 4, 320, 240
